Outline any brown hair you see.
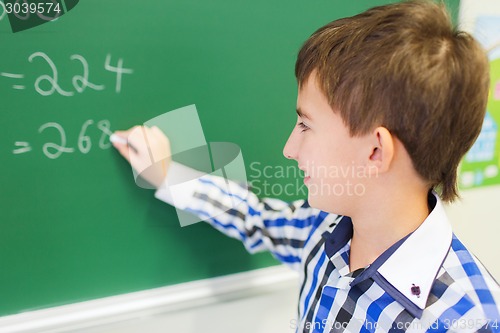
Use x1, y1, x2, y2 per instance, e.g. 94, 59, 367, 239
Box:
295, 0, 490, 202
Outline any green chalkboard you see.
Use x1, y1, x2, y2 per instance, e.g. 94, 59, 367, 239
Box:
0, 0, 460, 316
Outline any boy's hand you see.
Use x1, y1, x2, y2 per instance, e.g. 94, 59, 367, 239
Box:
112, 126, 171, 189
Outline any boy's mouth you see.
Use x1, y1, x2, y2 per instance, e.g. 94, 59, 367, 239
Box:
299, 166, 310, 184
303, 171, 310, 184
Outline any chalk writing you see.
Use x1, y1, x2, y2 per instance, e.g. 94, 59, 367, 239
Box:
13, 119, 113, 159
13, 141, 31, 154
29, 52, 73, 96
2, 52, 133, 95
0, 72, 25, 89
70, 54, 105, 93
105, 54, 134, 93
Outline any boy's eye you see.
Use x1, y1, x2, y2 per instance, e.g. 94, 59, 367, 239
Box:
298, 122, 309, 132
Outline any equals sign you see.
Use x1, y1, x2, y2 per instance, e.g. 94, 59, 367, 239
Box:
1, 72, 26, 90
13, 142, 32, 154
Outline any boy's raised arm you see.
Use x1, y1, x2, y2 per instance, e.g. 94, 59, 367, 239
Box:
112, 126, 327, 271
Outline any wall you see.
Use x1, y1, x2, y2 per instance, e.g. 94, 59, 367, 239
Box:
445, 0, 500, 281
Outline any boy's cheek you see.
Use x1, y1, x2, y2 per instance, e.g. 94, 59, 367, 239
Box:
305, 175, 368, 212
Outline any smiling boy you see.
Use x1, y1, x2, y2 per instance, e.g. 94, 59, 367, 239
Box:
113, 1, 500, 332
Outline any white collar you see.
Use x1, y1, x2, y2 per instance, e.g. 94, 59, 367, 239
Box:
377, 192, 453, 310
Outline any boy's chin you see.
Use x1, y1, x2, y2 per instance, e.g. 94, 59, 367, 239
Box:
307, 194, 338, 214
307, 194, 345, 215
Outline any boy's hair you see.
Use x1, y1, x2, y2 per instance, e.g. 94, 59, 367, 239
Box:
295, 0, 490, 202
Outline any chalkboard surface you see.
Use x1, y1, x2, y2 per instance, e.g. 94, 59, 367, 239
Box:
0, 0, 459, 316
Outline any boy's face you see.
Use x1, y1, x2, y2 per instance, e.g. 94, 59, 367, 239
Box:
283, 72, 371, 214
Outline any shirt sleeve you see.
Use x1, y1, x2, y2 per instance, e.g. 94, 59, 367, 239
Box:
155, 161, 322, 271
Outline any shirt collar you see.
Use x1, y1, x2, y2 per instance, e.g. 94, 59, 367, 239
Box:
323, 192, 453, 318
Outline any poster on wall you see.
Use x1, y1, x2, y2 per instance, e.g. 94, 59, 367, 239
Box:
459, 16, 500, 189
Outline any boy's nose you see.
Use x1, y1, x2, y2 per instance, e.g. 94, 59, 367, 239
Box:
283, 132, 298, 160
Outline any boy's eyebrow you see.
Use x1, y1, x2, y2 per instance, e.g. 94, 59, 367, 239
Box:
296, 107, 311, 120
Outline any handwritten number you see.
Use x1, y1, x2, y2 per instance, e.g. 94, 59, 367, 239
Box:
78, 120, 94, 154
38, 122, 75, 159
104, 54, 133, 93
28, 52, 74, 96
70, 54, 105, 93
97, 120, 112, 149
26, 53, 129, 95
23, 120, 113, 159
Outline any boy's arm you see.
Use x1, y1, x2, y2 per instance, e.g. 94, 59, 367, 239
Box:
155, 161, 322, 271
111, 126, 323, 271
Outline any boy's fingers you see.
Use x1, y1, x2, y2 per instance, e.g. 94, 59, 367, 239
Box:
112, 125, 171, 168
112, 125, 171, 188
111, 127, 139, 162
113, 130, 127, 137
112, 128, 133, 143
113, 141, 130, 162
127, 126, 153, 173
112, 126, 150, 168
127, 126, 148, 153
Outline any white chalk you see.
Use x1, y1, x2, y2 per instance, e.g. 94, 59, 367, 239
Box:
110, 133, 127, 145
110, 133, 139, 152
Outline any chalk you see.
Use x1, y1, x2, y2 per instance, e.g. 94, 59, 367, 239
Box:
110, 134, 126, 145
110, 133, 138, 153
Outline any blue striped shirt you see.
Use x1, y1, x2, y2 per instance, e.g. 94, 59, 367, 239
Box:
156, 164, 500, 333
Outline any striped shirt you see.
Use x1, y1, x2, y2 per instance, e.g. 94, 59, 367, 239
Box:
156, 162, 500, 333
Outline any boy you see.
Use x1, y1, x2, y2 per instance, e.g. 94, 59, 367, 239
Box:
113, 1, 500, 332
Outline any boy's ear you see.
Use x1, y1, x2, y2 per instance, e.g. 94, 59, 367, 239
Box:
367, 127, 394, 175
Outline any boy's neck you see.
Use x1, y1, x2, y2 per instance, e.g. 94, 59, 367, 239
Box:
348, 188, 431, 272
